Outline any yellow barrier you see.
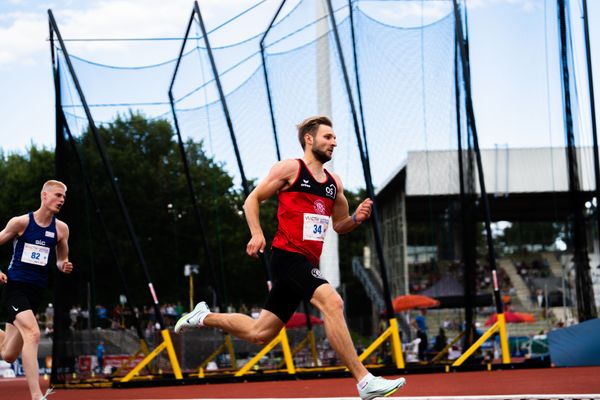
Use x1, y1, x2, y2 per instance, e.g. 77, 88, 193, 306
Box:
358, 317, 404, 369
452, 313, 510, 366
235, 328, 295, 376
120, 329, 182, 382
197, 333, 237, 373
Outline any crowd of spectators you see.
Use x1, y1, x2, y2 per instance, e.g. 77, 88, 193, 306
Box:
515, 258, 551, 280
408, 259, 514, 295
35, 301, 264, 341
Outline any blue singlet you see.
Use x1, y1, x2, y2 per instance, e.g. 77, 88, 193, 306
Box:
7, 212, 58, 288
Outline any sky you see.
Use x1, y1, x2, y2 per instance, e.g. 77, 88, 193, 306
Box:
0, 0, 599, 159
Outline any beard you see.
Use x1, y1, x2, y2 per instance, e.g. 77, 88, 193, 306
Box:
312, 144, 332, 163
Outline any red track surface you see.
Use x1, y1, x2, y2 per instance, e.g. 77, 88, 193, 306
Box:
1, 366, 599, 399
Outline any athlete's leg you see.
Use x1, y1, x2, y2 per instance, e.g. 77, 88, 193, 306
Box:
204, 309, 284, 346
0, 323, 24, 362
310, 283, 368, 381
13, 310, 43, 400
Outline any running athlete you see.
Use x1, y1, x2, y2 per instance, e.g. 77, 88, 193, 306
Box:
176, 116, 406, 400
0, 180, 73, 400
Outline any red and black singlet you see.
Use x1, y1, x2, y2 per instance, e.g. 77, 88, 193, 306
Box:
271, 159, 338, 266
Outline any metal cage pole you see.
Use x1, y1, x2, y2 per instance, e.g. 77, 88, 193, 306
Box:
582, 0, 600, 272
453, 30, 475, 349
48, 10, 167, 330
168, 10, 225, 311
452, 0, 501, 317
453, 5, 477, 349
192, 0, 297, 375
325, 0, 395, 320
58, 111, 152, 377
451, 0, 510, 365
556, 0, 596, 321
347, 0, 370, 161
192, 1, 272, 285
260, 0, 287, 162
260, 0, 317, 352
324, 0, 405, 368
50, 25, 72, 384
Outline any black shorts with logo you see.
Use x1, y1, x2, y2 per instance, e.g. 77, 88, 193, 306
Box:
264, 247, 328, 323
1, 281, 42, 323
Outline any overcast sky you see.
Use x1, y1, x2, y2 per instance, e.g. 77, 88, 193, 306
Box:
0, 0, 598, 156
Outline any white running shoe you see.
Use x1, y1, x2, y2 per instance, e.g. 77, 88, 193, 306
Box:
40, 386, 55, 399
358, 376, 406, 400
174, 301, 210, 333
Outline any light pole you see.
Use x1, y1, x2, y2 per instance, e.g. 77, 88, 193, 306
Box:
184, 264, 200, 312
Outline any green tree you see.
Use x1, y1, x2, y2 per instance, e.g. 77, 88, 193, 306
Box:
64, 112, 271, 309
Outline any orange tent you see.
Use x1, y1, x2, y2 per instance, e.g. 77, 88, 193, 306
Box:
392, 295, 440, 312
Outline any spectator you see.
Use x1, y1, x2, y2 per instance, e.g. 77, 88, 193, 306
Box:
433, 328, 447, 353
96, 341, 105, 374
45, 303, 54, 329
412, 309, 429, 361
96, 304, 109, 328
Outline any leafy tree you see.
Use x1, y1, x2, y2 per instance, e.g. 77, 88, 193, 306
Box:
63, 112, 271, 310
1, 114, 370, 329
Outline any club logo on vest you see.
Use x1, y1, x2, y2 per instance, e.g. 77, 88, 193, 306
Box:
325, 183, 336, 199
313, 199, 326, 215
35, 240, 46, 246
311, 268, 325, 280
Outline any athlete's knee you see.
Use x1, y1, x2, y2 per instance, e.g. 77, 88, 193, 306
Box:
1, 347, 19, 363
20, 327, 40, 345
2, 353, 18, 363
321, 293, 344, 316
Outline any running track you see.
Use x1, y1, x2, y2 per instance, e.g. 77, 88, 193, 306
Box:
1, 366, 599, 399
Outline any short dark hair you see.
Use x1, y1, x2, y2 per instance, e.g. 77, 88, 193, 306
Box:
297, 116, 332, 149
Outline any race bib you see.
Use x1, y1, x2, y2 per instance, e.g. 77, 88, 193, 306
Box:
303, 213, 330, 241
21, 243, 50, 266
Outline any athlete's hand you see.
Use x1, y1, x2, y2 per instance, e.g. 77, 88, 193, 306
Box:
353, 198, 373, 224
59, 261, 73, 274
0, 272, 7, 284
246, 234, 266, 258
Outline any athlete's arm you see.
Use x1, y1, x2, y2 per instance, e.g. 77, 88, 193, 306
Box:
56, 220, 73, 274
0, 216, 27, 246
0, 216, 27, 284
330, 174, 372, 234
244, 159, 298, 257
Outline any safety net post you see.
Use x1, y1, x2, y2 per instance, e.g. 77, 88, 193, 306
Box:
48, 9, 182, 381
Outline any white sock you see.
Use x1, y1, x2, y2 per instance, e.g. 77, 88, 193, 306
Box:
198, 311, 211, 327
357, 373, 374, 390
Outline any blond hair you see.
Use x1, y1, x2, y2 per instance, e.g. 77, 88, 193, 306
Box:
41, 180, 67, 193
297, 116, 332, 149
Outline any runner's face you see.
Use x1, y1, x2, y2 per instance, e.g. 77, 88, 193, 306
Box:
42, 187, 66, 214
310, 125, 336, 163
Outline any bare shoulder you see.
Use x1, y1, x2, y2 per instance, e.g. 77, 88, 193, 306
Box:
269, 159, 300, 181
8, 214, 30, 230
56, 219, 70, 239
274, 159, 299, 174
0, 215, 29, 241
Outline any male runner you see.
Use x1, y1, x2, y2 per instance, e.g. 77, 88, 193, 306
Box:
0, 180, 74, 400
176, 116, 405, 400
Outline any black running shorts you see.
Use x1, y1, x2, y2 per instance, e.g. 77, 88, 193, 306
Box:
263, 248, 328, 323
1, 281, 42, 323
